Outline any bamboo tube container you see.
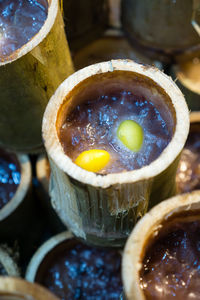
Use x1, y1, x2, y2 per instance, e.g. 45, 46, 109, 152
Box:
26, 231, 74, 282
36, 154, 65, 233
0, 149, 32, 241
42, 59, 189, 247
171, 58, 200, 111
176, 111, 200, 194
121, 0, 200, 62
0, 277, 59, 299
63, 0, 108, 51
0, 0, 74, 153
26, 231, 123, 299
0, 245, 20, 277
122, 190, 200, 300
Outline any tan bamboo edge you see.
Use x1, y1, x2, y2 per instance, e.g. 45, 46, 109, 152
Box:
26, 231, 73, 282
36, 154, 49, 194
0, 277, 59, 299
0, 154, 31, 222
190, 111, 200, 122
43, 59, 189, 189
0, 0, 57, 66
0, 246, 20, 277
122, 190, 200, 300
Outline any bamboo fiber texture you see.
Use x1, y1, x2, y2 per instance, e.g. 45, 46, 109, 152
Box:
0, 0, 74, 153
43, 60, 189, 247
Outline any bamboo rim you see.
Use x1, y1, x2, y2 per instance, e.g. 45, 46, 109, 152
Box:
0, 153, 31, 221
42, 59, 189, 188
0, 246, 20, 277
0, 277, 59, 299
0, 0, 57, 65
36, 154, 49, 194
26, 231, 73, 282
122, 190, 200, 300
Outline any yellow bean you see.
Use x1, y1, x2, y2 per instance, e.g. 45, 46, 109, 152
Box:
75, 149, 110, 172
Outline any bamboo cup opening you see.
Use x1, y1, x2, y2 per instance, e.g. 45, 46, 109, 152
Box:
57, 70, 176, 138
42, 60, 189, 188
122, 190, 200, 300
0, 0, 55, 65
0, 150, 31, 221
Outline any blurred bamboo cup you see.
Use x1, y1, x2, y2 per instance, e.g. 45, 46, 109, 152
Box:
122, 190, 200, 300
42, 59, 189, 247
63, 0, 108, 51
121, 0, 200, 62
0, 277, 59, 300
0, 0, 74, 153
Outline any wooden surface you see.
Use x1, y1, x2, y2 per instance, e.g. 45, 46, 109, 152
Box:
122, 190, 200, 300
0, 0, 74, 153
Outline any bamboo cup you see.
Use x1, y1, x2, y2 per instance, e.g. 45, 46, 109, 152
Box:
63, 0, 108, 51
0, 0, 74, 153
122, 190, 200, 300
171, 58, 200, 111
42, 59, 189, 247
121, 0, 200, 62
0, 245, 20, 277
0, 149, 32, 241
0, 277, 59, 300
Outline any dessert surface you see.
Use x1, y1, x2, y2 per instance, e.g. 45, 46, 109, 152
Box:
140, 215, 200, 300
60, 90, 171, 174
36, 239, 123, 300
0, 0, 48, 60
0, 149, 21, 210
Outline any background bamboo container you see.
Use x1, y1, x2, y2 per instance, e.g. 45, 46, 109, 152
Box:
0, 0, 74, 153
121, 0, 200, 62
0, 150, 32, 242
36, 154, 65, 233
0, 245, 20, 277
26, 231, 73, 282
63, 0, 108, 52
0, 277, 59, 299
42, 59, 189, 247
122, 190, 200, 300
171, 58, 200, 111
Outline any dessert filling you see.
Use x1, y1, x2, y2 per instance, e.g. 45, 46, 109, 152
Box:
140, 214, 200, 300
59, 86, 172, 174
0, 0, 48, 60
36, 239, 123, 300
0, 148, 21, 209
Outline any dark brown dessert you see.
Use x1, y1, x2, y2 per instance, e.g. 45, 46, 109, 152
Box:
140, 213, 200, 300
36, 239, 123, 299
176, 122, 200, 193
0, 148, 21, 209
0, 0, 48, 60
59, 88, 172, 174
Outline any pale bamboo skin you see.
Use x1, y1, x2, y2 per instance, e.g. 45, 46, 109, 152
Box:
171, 60, 200, 111
0, 246, 20, 277
121, 0, 200, 62
0, 0, 74, 153
0, 152, 32, 241
42, 59, 189, 246
0, 277, 59, 299
26, 231, 73, 282
122, 190, 200, 300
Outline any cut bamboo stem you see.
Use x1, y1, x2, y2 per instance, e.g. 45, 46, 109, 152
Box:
0, 245, 20, 277
0, 277, 59, 299
121, 0, 200, 62
42, 59, 189, 247
122, 190, 200, 300
0, 0, 74, 153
